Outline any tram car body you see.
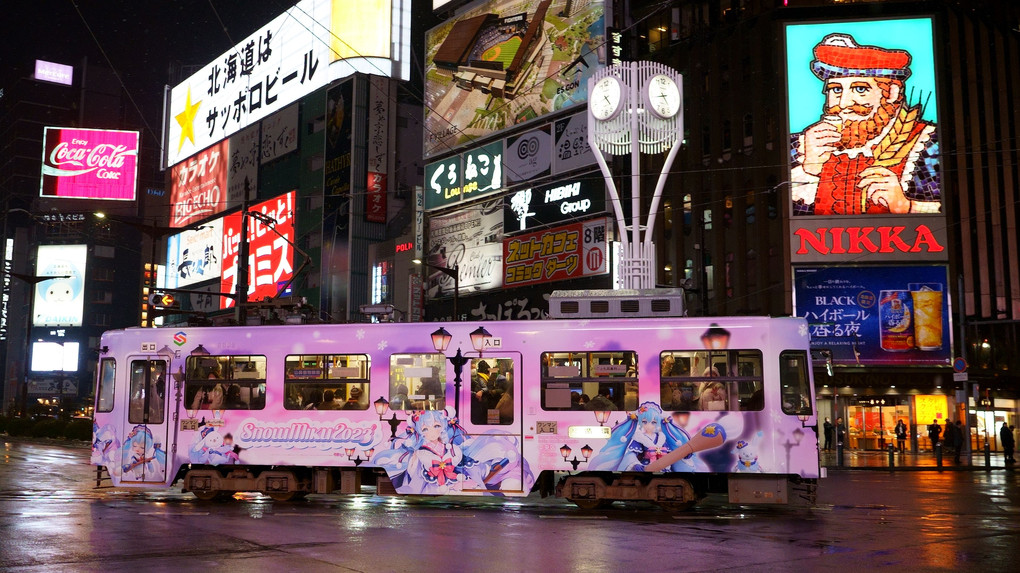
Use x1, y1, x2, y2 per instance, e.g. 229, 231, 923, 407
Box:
91, 314, 821, 508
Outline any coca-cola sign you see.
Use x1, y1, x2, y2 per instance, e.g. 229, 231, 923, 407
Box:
40, 127, 139, 200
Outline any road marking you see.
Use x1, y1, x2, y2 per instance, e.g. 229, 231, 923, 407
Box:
138, 512, 210, 516
540, 515, 608, 520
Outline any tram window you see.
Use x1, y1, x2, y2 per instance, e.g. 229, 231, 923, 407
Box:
779, 350, 812, 416
539, 351, 638, 411
185, 355, 267, 411
389, 354, 446, 412
283, 354, 370, 410
660, 350, 763, 412
469, 357, 514, 425
128, 360, 166, 424
96, 358, 116, 413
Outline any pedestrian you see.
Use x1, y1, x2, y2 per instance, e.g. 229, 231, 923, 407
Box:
835, 417, 846, 450
894, 419, 908, 453
1000, 422, 1015, 464
823, 417, 834, 451
945, 419, 963, 464
927, 419, 942, 454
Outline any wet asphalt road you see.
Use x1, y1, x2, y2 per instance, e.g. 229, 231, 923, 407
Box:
1, 437, 1018, 572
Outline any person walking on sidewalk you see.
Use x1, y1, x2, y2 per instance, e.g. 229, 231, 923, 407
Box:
927, 419, 942, 454
1001, 422, 1015, 464
894, 419, 908, 453
823, 418, 834, 451
835, 417, 846, 450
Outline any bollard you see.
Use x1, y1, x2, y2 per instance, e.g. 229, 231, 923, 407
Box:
984, 440, 991, 467
888, 443, 896, 468
935, 441, 943, 468
836, 440, 844, 467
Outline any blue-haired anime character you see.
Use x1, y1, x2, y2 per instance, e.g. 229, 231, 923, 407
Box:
589, 402, 695, 472
121, 425, 166, 480
375, 409, 533, 495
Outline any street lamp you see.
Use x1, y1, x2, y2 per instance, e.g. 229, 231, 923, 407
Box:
413, 259, 459, 321
431, 327, 469, 417
469, 326, 492, 353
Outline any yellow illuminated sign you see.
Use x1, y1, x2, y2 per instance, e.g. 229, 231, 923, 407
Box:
914, 394, 948, 425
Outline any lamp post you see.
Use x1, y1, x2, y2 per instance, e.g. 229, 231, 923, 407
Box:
431, 326, 470, 417
414, 259, 459, 321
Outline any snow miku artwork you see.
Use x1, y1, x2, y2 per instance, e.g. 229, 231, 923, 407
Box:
590, 402, 729, 473
375, 408, 533, 495
121, 425, 166, 479
733, 431, 766, 473
92, 422, 122, 478
189, 424, 241, 465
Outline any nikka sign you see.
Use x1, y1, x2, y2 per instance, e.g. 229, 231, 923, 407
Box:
791, 215, 948, 263
40, 127, 139, 201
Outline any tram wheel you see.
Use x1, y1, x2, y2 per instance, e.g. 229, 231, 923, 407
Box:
191, 489, 222, 501
266, 490, 301, 502
571, 498, 613, 510
656, 501, 696, 512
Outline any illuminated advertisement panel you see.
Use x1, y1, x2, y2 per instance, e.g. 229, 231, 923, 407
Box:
552, 112, 596, 175
426, 198, 503, 299
785, 18, 942, 263
34, 60, 73, 85
166, 0, 411, 167
40, 127, 138, 200
503, 216, 609, 288
170, 140, 229, 227
503, 174, 605, 234
424, 0, 605, 157
794, 265, 951, 368
424, 141, 503, 211
165, 219, 224, 289
30, 341, 79, 373
33, 245, 87, 327
504, 125, 552, 185
220, 191, 296, 309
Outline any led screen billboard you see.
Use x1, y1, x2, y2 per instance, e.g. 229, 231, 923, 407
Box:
40, 128, 138, 201
220, 191, 296, 309
785, 18, 942, 265
33, 245, 87, 327
166, 0, 411, 167
794, 265, 951, 368
424, 0, 605, 157
30, 341, 79, 373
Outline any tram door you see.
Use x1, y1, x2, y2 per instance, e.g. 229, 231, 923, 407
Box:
462, 353, 525, 491
120, 356, 169, 483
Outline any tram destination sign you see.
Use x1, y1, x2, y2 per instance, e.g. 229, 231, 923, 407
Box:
503, 175, 605, 234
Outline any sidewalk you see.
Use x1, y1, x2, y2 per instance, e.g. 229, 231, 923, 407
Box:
821, 448, 1017, 471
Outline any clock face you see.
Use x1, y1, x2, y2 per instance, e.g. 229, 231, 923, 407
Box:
645, 74, 681, 119
590, 76, 623, 121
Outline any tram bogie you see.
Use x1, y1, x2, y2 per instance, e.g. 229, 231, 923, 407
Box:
90, 314, 822, 510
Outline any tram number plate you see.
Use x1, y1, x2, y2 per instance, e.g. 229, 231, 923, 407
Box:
536, 421, 557, 434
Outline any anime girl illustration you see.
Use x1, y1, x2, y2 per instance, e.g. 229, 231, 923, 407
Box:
92, 422, 122, 478
590, 402, 698, 472
121, 425, 166, 480
375, 409, 532, 495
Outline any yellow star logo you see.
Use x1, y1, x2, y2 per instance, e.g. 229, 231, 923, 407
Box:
175, 87, 202, 154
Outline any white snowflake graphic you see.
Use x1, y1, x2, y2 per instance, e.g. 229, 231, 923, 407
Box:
356, 329, 365, 340
584, 340, 595, 349
378, 340, 388, 350
798, 323, 808, 337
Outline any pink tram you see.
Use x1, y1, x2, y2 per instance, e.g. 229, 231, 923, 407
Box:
91, 296, 821, 509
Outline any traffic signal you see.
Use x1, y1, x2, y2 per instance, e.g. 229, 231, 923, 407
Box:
148, 291, 178, 309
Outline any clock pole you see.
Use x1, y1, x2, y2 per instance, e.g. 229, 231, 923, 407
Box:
587, 61, 684, 291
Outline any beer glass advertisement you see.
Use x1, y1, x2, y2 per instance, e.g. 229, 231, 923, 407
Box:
785, 18, 941, 218
794, 265, 951, 367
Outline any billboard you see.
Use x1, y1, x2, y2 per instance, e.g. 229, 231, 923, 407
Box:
166, 0, 411, 167
424, 0, 605, 157
424, 140, 503, 210
426, 198, 503, 299
794, 265, 951, 367
785, 18, 942, 263
170, 141, 229, 227
221, 191, 296, 309
30, 342, 79, 373
33, 245, 87, 327
165, 219, 224, 289
504, 125, 552, 185
552, 112, 596, 175
40, 127, 138, 201
503, 216, 609, 288
34, 60, 73, 86
503, 174, 605, 234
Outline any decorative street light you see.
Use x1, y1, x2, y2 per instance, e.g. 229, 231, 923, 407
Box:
700, 323, 731, 350
594, 410, 612, 426
373, 396, 404, 439
470, 326, 492, 354
431, 327, 470, 417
